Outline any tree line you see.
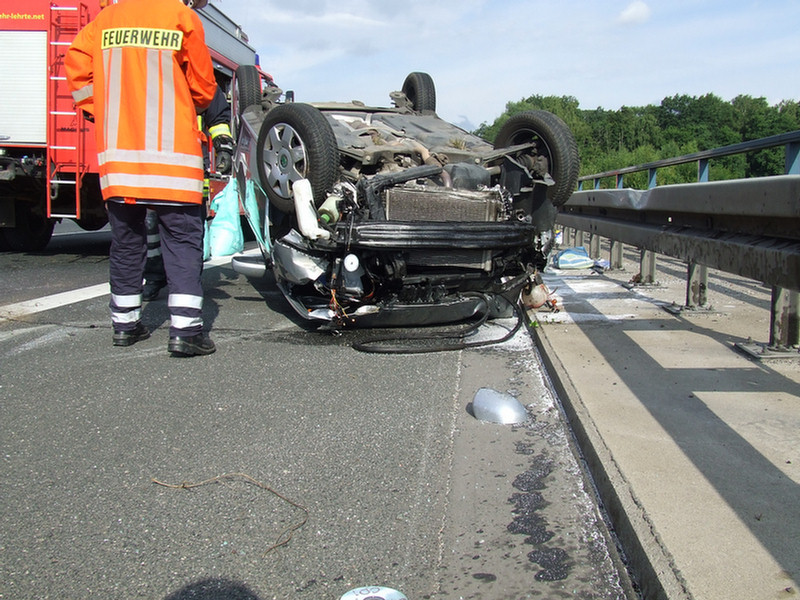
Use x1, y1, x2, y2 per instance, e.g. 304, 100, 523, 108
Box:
475, 93, 800, 188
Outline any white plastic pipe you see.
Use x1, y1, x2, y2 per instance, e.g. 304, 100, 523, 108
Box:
292, 179, 330, 240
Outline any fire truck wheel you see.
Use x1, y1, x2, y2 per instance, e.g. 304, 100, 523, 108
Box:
1, 204, 55, 251
77, 216, 108, 231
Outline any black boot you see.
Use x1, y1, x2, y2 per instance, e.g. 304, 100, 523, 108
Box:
113, 322, 150, 347
142, 279, 167, 301
168, 333, 216, 356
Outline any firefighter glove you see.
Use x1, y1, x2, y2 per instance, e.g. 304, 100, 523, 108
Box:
212, 134, 234, 175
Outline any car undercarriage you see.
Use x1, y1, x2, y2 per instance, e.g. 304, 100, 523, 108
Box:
230, 70, 579, 328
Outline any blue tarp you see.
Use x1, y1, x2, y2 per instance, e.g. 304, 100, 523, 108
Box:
553, 246, 595, 270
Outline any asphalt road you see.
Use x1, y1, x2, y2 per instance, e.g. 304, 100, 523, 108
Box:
0, 225, 634, 600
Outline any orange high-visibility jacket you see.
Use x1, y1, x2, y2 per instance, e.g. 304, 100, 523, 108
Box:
65, 0, 217, 204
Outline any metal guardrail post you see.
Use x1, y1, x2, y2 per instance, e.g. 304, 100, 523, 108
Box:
686, 262, 708, 309
698, 158, 710, 182
639, 250, 656, 284
769, 287, 800, 349
770, 287, 787, 348
589, 234, 601, 259
647, 168, 657, 189
787, 142, 800, 175
610, 240, 624, 270
790, 291, 800, 347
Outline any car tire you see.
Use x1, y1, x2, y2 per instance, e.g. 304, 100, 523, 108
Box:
255, 102, 339, 214
401, 72, 436, 113
233, 65, 262, 138
494, 110, 580, 207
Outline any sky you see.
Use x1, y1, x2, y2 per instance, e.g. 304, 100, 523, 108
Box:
209, 0, 800, 131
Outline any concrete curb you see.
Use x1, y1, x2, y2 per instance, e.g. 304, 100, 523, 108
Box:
528, 316, 693, 600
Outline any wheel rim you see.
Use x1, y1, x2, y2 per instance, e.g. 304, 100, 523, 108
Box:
512, 128, 554, 167
261, 121, 309, 199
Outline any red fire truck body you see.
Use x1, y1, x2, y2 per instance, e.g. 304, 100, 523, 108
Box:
0, 0, 259, 250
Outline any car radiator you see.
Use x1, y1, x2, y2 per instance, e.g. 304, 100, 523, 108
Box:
383, 185, 506, 271
383, 185, 504, 222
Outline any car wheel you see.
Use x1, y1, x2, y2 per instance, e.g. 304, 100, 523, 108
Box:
255, 102, 339, 214
232, 65, 262, 138
494, 110, 579, 207
401, 72, 436, 113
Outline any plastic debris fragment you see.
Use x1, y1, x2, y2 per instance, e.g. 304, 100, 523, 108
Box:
472, 387, 528, 424
339, 586, 408, 600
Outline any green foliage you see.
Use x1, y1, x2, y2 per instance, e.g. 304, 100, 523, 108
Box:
476, 93, 800, 188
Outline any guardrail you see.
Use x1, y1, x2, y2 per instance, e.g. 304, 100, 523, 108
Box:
557, 130, 800, 357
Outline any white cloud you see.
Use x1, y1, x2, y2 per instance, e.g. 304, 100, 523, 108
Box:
618, 1, 651, 25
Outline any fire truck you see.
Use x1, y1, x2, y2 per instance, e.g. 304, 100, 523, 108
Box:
0, 0, 261, 251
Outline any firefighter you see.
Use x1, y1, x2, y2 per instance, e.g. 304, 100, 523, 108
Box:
65, 0, 218, 356
143, 86, 234, 301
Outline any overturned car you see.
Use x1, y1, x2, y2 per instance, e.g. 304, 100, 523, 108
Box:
230, 69, 579, 327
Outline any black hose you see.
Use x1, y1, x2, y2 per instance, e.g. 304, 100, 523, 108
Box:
352, 293, 524, 354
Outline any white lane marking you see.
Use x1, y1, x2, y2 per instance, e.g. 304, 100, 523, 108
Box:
0, 283, 110, 321
0, 258, 231, 321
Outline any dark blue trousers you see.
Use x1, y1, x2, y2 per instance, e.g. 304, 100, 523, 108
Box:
107, 201, 205, 336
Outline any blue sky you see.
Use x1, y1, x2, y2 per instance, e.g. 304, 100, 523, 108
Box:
210, 0, 800, 130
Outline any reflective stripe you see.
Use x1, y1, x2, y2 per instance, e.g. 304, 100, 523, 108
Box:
208, 123, 231, 139
98, 148, 204, 169
72, 84, 94, 104
101, 172, 204, 193
146, 248, 162, 258
146, 234, 161, 244
111, 293, 142, 308
104, 47, 123, 151
112, 309, 141, 324
168, 293, 203, 310
160, 49, 176, 153
145, 48, 160, 152
171, 314, 202, 330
